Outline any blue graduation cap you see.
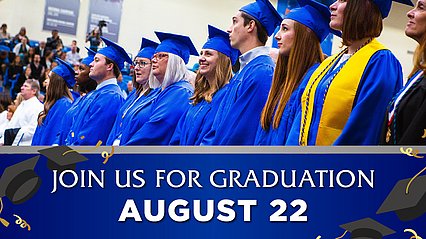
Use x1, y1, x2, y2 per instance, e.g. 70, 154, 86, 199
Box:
202, 25, 240, 65
97, 36, 132, 70
154, 32, 199, 64
136, 38, 159, 59
240, 0, 283, 36
81, 47, 96, 66
372, 0, 413, 18
52, 58, 76, 88
285, 0, 341, 42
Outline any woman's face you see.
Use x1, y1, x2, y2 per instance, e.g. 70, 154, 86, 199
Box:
133, 57, 152, 85
275, 19, 296, 56
406, 0, 426, 43
330, 0, 347, 31
198, 49, 219, 79
76, 63, 90, 85
151, 52, 169, 83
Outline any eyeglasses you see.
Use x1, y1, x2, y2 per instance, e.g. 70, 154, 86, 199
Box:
133, 61, 151, 68
152, 53, 169, 61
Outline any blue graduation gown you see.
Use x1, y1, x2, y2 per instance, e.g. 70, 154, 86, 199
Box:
65, 84, 124, 145
124, 80, 193, 145
106, 88, 160, 145
286, 50, 403, 145
32, 97, 72, 145
203, 55, 275, 145
255, 63, 319, 145
54, 94, 89, 145
170, 85, 228, 145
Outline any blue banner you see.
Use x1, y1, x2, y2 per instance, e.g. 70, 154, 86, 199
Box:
0, 148, 425, 239
43, 0, 80, 35
87, 0, 123, 42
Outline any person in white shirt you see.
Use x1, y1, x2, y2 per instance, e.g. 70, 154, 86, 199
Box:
1, 79, 43, 145
66, 45, 81, 66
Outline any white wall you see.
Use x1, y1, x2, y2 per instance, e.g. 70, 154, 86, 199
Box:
0, 0, 417, 75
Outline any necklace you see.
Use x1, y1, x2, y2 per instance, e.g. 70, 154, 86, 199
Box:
299, 38, 373, 145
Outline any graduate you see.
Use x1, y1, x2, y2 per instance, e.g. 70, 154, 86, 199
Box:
202, 0, 282, 145
170, 25, 239, 145
286, 0, 412, 145
65, 37, 130, 145
106, 38, 161, 146
32, 58, 73, 145
255, 0, 340, 145
124, 32, 195, 145
54, 47, 97, 145
381, 0, 426, 145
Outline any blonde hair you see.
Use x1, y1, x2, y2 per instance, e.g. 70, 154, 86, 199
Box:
191, 52, 232, 105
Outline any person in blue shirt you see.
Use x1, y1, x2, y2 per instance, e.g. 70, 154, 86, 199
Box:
202, 0, 282, 145
170, 25, 239, 145
54, 47, 97, 145
32, 58, 74, 145
106, 38, 161, 145
286, 0, 412, 146
255, 0, 340, 145
124, 32, 196, 145
65, 37, 131, 145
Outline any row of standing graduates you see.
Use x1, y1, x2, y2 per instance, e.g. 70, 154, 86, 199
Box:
32, 0, 425, 146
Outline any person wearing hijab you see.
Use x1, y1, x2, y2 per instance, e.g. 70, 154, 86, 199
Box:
54, 47, 97, 145
124, 32, 196, 145
65, 37, 130, 145
256, 0, 340, 145
202, 0, 282, 145
381, 0, 426, 145
170, 25, 239, 145
32, 59, 74, 145
106, 38, 161, 145
286, 0, 412, 145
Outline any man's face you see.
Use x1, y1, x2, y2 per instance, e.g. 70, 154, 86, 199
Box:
89, 54, 110, 81
21, 82, 36, 100
34, 54, 41, 63
227, 11, 250, 50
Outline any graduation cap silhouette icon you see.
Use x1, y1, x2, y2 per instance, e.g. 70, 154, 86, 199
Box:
340, 217, 395, 239
0, 156, 41, 204
39, 146, 88, 172
377, 175, 426, 221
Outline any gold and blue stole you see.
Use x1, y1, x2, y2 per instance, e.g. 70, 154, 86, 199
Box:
299, 39, 386, 145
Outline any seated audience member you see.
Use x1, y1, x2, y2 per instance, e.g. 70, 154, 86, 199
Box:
2, 79, 43, 145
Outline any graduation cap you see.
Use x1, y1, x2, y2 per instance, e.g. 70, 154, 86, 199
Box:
202, 25, 240, 65
0, 156, 41, 204
154, 31, 199, 64
52, 58, 76, 88
376, 175, 426, 221
372, 0, 413, 19
81, 47, 96, 66
38, 146, 88, 173
285, 0, 341, 42
136, 38, 159, 59
340, 218, 395, 239
97, 36, 132, 70
240, 0, 283, 36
